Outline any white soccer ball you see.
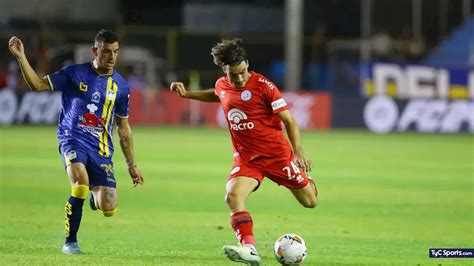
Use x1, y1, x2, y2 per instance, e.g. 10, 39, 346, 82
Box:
274, 233, 307, 265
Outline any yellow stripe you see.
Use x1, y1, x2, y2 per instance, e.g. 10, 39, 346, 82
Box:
386, 81, 397, 97
102, 82, 118, 156
449, 85, 468, 99
99, 78, 116, 156
364, 79, 375, 96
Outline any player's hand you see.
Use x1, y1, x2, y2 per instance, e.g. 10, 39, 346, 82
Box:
295, 151, 313, 173
8, 36, 25, 59
128, 165, 144, 188
170, 82, 188, 98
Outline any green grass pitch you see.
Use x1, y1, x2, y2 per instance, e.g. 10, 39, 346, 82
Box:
0, 126, 472, 265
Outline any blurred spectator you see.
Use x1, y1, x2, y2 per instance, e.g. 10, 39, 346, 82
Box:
267, 61, 284, 89
0, 65, 7, 89
406, 36, 425, 61
310, 23, 328, 64
399, 25, 426, 62
308, 23, 328, 90
371, 30, 393, 61
128, 63, 146, 90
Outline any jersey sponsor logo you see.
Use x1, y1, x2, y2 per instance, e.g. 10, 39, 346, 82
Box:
79, 82, 88, 92
91, 91, 101, 103
271, 98, 287, 110
241, 90, 252, 101
78, 103, 105, 137
227, 108, 255, 131
258, 77, 274, 89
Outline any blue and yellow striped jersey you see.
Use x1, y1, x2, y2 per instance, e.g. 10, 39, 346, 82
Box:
47, 63, 130, 157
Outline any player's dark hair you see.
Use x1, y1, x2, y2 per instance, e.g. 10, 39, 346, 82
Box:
211, 38, 248, 67
94, 29, 118, 46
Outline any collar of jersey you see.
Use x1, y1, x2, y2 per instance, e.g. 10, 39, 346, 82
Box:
90, 62, 114, 76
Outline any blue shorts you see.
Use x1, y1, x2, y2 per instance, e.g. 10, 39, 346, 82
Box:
59, 141, 117, 188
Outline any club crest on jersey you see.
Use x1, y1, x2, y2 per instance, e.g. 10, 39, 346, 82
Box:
91, 91, 101, 103
241, 90, 252, 101
227, 108, 254, 131
107, 90, 117, 100
220, 91, 226, 98
79, 82, 88, 92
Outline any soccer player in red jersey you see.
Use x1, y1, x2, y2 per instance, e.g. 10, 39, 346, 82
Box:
170, 38, 318, 265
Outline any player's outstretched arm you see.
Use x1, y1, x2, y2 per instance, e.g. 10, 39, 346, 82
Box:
116, 116, 144, 188
170, 82, 220, 102
278, 110, 313, 172
8, 36, 51, 92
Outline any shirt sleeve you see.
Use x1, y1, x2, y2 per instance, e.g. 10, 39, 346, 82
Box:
214, 79, 222, 97
115, 84, 130, 118
265, 81, 289, 114
46, 66, 72, 92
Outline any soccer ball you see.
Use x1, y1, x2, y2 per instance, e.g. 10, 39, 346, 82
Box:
274, 233, 307, 265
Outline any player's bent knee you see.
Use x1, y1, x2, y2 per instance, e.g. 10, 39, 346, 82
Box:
225, 192, 246, 211
225, 192, 237, 205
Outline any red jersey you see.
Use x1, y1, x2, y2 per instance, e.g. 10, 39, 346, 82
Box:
215, 72, 292, 162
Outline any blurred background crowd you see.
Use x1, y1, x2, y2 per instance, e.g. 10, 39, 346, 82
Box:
0, 0, 471, 95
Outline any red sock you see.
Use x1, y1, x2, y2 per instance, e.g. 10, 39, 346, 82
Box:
230, 211, 255, 246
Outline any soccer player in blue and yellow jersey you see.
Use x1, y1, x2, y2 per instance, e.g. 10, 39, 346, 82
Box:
8, 29, 144, 254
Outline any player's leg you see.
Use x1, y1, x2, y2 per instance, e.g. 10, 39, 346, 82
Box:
265, 159, 318, 208
88, 155, 117, 217
223, 175, 261, 265
90, 186, 117, 217
63, 162, 90, 254
289, 178, 318, 208
225, 176, 259, 245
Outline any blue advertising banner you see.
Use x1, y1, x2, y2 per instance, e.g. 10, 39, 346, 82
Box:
356, 62, 474, 133
362, 62, 474, 100
332, 95, 473, 133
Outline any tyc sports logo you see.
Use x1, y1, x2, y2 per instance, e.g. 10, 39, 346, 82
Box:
429, 248, 474, 258
227, 108, 254, 131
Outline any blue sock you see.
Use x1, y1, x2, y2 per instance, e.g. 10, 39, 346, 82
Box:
65, 196, 85, 243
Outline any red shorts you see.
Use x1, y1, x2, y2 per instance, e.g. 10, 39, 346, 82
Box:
228, 156, 310, 189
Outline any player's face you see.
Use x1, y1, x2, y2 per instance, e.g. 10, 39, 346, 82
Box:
225, 61, 250, 88
93, 42, 119, 71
